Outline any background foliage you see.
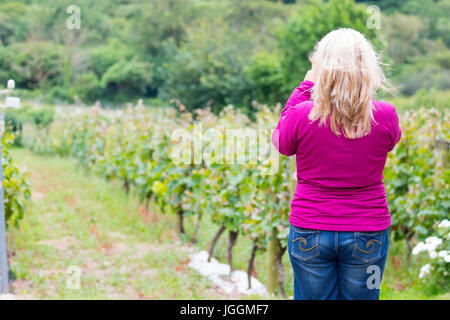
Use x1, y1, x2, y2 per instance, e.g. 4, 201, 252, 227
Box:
0, 0, 448, 111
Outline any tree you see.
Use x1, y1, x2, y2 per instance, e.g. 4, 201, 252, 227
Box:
245, 51, 285, 106
278, 0, 381, 92
355, 0, 404, 13
2, 41, 69, 89
89, 39, 135, 78
159, 18, 253, 112
134, 0, 193, 57
100, 59, 153, 99
0, 2, 27, 45
383, 13, 424, 64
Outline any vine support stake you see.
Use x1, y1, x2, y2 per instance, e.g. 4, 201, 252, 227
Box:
266, 229, 279, 295
0, 113, 8, 294
288, 157, 297, 194
0, 79, 14, 294
434, 140, 449, 190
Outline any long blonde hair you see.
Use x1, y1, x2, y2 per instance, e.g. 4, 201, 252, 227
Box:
309, 28, 390, 139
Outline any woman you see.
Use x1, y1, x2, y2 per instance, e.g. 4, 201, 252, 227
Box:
272, 28, 401, 300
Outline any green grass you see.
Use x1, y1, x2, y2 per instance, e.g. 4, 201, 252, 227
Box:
7, 148, 449, 300
7, 148, 227, 299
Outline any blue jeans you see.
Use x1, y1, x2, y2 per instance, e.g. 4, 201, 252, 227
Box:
288, 224, 389, 300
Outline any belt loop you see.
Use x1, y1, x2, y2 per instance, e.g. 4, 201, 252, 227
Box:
335, 231, 338, 254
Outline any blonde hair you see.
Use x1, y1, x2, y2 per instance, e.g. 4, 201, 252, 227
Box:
309, 28, 390, 139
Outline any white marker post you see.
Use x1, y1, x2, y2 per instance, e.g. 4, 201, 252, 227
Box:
0, 79, 14, 294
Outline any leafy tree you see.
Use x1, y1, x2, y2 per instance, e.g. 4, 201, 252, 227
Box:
245, 51, 285, 106
383, 13, 424, 64
134, 0, 193, 57
1, 41, 69, 89
355, 0, 404, 13
71, 72, 103, 103
278, 0, 381, 91
89, 39, 135, 78
100, 59, 153, 99
398, 49, 450, 95
159, 18, 253, 112
401, 0, 448, 42
0, 2, 27, 45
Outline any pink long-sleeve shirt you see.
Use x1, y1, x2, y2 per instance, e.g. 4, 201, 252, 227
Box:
272, 81, 401, 231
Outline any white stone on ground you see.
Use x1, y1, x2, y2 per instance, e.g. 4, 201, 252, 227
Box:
188, 250, 268, 297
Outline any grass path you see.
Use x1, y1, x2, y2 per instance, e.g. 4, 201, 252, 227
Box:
7, 148, 241, 299
6, 148, 449, 300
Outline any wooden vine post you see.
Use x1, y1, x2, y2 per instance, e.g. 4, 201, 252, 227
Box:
288, 156, 297, 194
0, 79, 15, 294
266, 227, 279, 295
0, 113, 7, 295
434, 139, 449, 190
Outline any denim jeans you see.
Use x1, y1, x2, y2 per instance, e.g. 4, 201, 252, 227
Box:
288, 224, 389, 300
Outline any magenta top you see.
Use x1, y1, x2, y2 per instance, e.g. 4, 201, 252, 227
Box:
272, 81, 401, 232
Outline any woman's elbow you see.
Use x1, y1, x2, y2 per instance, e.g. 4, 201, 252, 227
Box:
272, 129, 280, 151
279, 149, 296, 157
272, 129, 296, 156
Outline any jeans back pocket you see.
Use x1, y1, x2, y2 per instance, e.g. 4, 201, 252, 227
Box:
352, 230, 384, 264
290, 226, 320, 261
